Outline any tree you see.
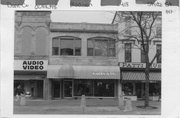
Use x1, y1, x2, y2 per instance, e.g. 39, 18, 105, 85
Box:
115, 11, 161, 107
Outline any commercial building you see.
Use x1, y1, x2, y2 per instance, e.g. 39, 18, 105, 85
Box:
14, 11, 161, 101
14, 11, 120, 100
14, 11, 51, 99
113, 11, 161, 100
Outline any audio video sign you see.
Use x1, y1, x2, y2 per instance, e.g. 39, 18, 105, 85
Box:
14, 60, 48, 71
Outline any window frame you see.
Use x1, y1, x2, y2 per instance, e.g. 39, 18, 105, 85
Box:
52, 36, 81, 56
141, 44, 147, 63
156, 44, 161, 63
156, 26, 162, 38
124, 43, 132, 62
87, 37, 116, 57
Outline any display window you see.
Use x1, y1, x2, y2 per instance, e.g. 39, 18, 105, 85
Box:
73, 79, 115, 97
94, 80, 115, 97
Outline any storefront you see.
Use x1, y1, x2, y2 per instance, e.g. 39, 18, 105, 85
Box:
47, 65, 120, 99
119, 62, 161, 101
14, 60, 48, 99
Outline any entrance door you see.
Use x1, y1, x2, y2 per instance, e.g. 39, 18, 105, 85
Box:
135, 83, 142, 98
52, 80, 61, 98
135, 83, 145, 99
64, 80, 73, 97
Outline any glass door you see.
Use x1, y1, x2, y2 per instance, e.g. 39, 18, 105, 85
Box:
52, 80, 61, 98
63, 80, 73, 97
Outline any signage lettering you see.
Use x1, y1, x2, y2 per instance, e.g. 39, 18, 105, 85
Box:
92, 72, 116, 76
22, 61, 44, 70
121, 62, 145, 68
119, 62, 161, 69
14, 60, 47, 71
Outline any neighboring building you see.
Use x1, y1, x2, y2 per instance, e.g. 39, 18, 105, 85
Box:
112, 11, 161, 100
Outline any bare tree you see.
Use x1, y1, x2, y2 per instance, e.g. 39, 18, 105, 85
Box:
115, 11, 161, 107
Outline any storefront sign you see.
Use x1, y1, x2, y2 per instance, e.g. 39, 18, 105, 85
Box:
14, 60, 48, 71
119, 62, 161, 69
92, 72, 116, 76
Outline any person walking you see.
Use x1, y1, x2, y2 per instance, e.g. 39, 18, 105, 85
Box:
15, 85, 24, 101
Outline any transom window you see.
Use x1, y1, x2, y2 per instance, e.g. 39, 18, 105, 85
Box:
52, 36, 81, 56
87, 37, 116, 57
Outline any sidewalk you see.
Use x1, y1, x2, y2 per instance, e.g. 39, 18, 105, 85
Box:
14, 98, 161, 115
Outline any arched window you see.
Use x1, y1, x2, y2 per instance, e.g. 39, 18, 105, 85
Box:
52, 36, 81, 56
87, 37, 116, 57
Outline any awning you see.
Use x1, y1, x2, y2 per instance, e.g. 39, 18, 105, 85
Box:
47, 65, 120, 79
122, 72, 161, 81
47, 65, 74, 78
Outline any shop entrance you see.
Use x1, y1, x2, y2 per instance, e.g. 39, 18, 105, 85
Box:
135, 83, 144, 98
63, 80, 73, 97
52, 80, 61, 98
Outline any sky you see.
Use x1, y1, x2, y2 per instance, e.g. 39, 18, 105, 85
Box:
51, 11, 115, 24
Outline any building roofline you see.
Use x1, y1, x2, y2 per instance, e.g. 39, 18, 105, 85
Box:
50, 22, 118, 34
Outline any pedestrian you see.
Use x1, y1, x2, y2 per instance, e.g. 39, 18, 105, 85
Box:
15, 85, 24, 102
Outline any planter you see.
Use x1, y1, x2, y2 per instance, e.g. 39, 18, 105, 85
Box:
101, 0, 121, 6
123, 96, 137, 101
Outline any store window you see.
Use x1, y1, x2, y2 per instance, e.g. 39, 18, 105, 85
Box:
125, 43, 132, 62
149, 83, 161, 96
156, 44, 161, 63
122, 83, 133, 96
52, 36, 81, 56
74, 80, 93, 96
87, 37, 116, 57
94, 80, 115, 97
73, 79, 115, 97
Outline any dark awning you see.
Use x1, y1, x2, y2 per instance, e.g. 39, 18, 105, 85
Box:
122, 72, 161, 81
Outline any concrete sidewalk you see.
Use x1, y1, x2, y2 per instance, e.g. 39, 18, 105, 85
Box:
14, 98, 161, 115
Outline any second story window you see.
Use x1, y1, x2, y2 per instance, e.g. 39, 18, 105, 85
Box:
156, 44, 161, 63
52, 36, 81, 56
124, 43, 131, 62
124, 17, 131, 35
141, 44, 147, 63
156, 26, 161, 38
87, 37, 115, 57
